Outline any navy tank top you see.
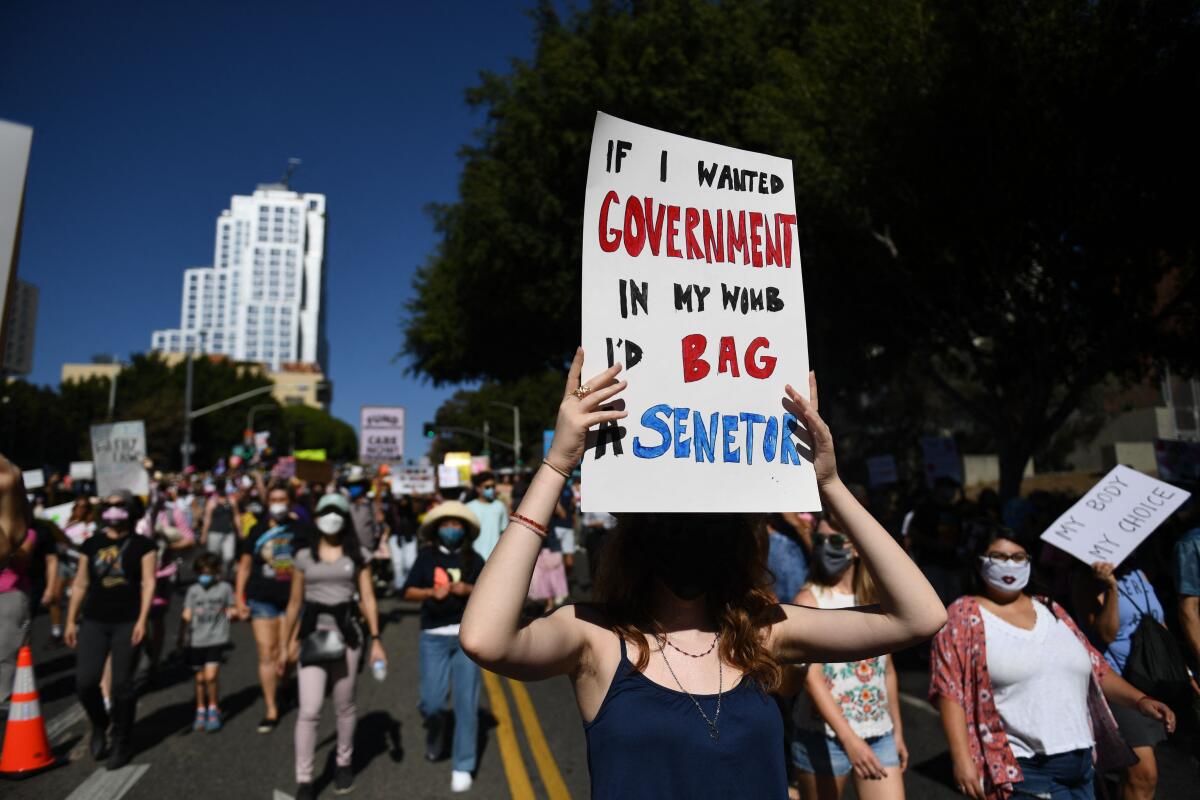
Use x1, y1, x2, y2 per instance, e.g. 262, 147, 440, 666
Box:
584, 635, 787, 799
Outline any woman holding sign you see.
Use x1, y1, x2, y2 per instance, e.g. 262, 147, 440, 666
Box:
930, 527, 1175, 800
460, 350, 947, 799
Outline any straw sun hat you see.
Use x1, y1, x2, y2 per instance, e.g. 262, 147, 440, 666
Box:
418, 501, 481, 541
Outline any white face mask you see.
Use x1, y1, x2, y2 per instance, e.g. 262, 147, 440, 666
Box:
316, 514, 345, 535
979, 557, 1031, 593
269, 502, 289, 519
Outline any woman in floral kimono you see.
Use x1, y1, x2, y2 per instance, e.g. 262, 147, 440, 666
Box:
930, 527, 1174, 800
791, 514, 907, 800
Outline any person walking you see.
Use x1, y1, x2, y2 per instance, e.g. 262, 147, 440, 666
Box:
47, 496, 94, 646
201, 485, 240, 577
183, 552, 235, 733
1072, 557, 1176, 800
466, 471, 508, 560
460, 353, 947, 799
283, 494, 386, 799
403, 501, 484, 793
792, 516, 907, 800
0, 525, 37, 715
930, 528, 1175, 800
236, 481, 307, 733
65, 491, 157, 769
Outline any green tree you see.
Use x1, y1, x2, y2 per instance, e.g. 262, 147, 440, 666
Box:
428, 371, 564, 468
408, 0, 1199, 498
281, 404, 358, 462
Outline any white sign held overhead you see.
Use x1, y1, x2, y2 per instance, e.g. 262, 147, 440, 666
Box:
69, 461, 95, 481
437, 464, 461, 490
580, 113, 818, 512
91, 420, 149, 497
391, 466, 436, 496
360, 406, 405, 463
1040, 465, 1191, 567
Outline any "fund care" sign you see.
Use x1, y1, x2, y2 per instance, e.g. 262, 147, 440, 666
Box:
580, 113, 818, 512
1040, 465, 1191, 566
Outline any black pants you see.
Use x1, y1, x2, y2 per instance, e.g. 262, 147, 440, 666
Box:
76, 619, 141, 740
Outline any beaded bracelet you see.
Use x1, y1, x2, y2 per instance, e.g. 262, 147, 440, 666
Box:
542, 460, 571, 480
511, 516, 546, 539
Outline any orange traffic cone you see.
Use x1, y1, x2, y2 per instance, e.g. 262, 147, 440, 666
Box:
0, 645, 58, 778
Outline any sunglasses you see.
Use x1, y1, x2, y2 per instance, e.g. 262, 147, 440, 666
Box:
813, 532, 849, 550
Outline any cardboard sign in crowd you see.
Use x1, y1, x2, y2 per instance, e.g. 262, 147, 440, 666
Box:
1040, 465, 1192, 566
580, 113, 818, 512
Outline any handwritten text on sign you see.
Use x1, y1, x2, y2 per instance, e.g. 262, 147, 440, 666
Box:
91, 420, 149, 497
1040, 465, 1191, 566
360, 406, 405, 463
581, 113, 818, 512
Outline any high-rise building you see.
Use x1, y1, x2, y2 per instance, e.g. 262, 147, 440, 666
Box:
2, 278, 38, 376
152, 182, 327, 371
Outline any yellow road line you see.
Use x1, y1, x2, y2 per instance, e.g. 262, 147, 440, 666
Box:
482, 670, 536, 800
506, 678, 572, 800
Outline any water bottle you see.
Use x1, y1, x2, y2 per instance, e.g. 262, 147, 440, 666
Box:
372, 659, 387, 682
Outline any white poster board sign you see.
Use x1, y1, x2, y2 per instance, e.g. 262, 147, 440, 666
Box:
90, 420, 149, 497
921, 437, 963, 487
360, 406, 405, 463
580, 112, 817, 512
69, 461, 95, 481
866, 455, 899, 488
39, 501, 74, 529
1040, 465, 1191, 566
391, 466, 436, 496
437, 464, 461, 490
22, 469, 44, 490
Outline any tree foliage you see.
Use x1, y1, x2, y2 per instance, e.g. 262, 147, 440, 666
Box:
407, 0, 1200, 497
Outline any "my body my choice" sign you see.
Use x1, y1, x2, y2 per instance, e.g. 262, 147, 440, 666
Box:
580, 113, 818, 512
1040, 465, 1191, 566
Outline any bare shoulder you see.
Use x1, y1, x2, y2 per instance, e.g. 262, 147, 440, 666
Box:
792, 586, 818, 607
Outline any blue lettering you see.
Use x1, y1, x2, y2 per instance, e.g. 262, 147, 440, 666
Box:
763, 417, 779, 462
632, 404, 672, 459
693, 411, 717, 463
673, 406, 691, 459
739, 412, 765, 466
781, 413, 802, 465
721, 414, 741, 463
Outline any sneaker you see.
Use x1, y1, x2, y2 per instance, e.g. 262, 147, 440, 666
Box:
192, 708, 206, 732
205, 707, 222, 732
257, 716, 279, 734
450, 770, 473, 793
295, 783, 315, 800
89, 722, 110, 761
334, 765, 355, 794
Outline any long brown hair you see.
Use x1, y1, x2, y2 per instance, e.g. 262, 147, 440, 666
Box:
592, 513, 782, 691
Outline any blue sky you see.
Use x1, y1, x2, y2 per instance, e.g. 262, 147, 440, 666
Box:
0, 1, 544, 462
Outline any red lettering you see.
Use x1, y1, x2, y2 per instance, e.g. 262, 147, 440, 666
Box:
727, 211, 748, 265
777, 213, 797, 267
623, 196, 647, 257
684, 208, 703, 260
702, 209, 722, 264
749, 211, 764, 268
644, 197, 666, 256
599, 191, 621, 253
666, 205, 682, 258
764, 215, 780, 266
744, 337, 777, 378
681, 334, 710, 383
717, 336, 740, 377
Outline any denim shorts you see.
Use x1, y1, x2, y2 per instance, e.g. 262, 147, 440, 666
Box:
791, 728, 899, 777
248, 599, 285, 620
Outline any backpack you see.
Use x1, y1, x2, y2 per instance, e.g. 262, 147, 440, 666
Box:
1119, 577, 1196, 727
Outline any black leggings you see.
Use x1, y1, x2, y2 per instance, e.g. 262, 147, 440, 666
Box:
76, 619, 141, 740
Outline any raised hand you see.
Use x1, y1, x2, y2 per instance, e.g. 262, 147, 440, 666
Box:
545, 348, 629, 470
784, 372, 838, 488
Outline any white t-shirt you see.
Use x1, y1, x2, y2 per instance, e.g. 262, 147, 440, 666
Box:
981, 602, 1094, 759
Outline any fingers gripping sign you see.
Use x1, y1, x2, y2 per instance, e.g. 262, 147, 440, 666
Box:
548, 348, 629, 471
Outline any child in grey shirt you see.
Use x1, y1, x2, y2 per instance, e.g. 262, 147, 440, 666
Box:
183, 553, 235, 732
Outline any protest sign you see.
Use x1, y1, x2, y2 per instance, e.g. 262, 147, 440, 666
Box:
580, 113, 817, 512
1040, 465, 1192, 567
866, 455, 899, 488
254, 431, 270, 455
295, 459, 333, 485
360, 406, 405, 463
294, 449, 327, 462
22, 469, 44, 490
69, 461, 94, 481
437, 464, 462, 490
272, 456, 296, 481
921, 437, 963, 487
444, 452, 472, 485
39, 501, 73, 529
90, 421, 149, 497
391, 466, 436, 496
1155, 439, 1200, 484
470, 455, 491, 475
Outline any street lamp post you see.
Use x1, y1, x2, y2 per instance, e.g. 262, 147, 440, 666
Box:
487, 401, 522, 466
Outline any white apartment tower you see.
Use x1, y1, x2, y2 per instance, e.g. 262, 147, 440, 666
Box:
151, 183, 327, 371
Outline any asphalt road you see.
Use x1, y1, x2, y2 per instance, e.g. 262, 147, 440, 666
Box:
3, 577, 1197, 799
